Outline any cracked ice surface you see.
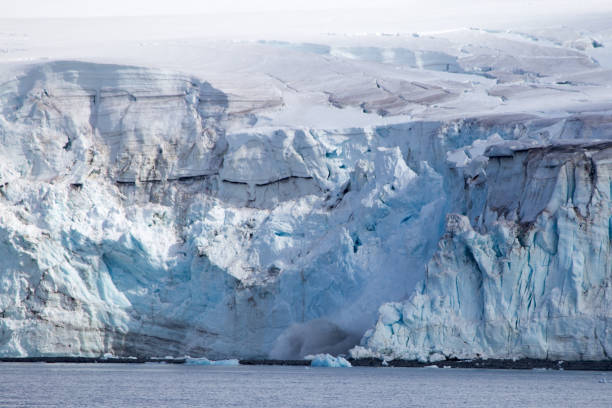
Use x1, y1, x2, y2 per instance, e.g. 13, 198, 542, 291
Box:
0, 13, 612, 359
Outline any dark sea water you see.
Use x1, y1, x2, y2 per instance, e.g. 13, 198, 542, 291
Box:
0, 363, 611, 407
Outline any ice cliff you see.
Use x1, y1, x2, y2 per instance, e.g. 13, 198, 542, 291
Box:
354, 141, 612, 361
0, 61, 450, 358
0, 21, 611, 360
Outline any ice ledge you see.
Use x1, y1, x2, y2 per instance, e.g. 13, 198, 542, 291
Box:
485, 139, 612, 158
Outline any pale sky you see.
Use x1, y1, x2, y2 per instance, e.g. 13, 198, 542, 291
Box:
4, 0, 611, 19
5, 0, 422, 18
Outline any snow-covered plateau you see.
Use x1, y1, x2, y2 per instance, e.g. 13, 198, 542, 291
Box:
0, 12, 611, 360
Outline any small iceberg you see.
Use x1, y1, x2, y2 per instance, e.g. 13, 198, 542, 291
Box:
185, 357, 240, 366
305, 353, 352, 368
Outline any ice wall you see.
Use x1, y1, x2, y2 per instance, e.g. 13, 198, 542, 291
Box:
354, 141, 612, 361
0, 59, 611, 360
0, 62, 452, 358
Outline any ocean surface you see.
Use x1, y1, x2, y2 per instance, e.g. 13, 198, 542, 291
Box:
0, 363, 611, 407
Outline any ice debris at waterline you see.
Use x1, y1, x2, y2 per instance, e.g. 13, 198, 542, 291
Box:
306, 354, 352, 368
185, 357, 240, 366
0, 16, 612, 361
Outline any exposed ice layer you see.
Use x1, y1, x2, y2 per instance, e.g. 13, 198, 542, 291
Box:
356, 142, 612, 361
306, 353, 352, 368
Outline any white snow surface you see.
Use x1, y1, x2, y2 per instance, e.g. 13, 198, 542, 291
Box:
0, 12, 611, 359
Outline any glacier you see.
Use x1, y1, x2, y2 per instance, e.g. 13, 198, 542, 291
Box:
0, 13, 611, 361
0, 61, 450, 358
353, 141, 612, 361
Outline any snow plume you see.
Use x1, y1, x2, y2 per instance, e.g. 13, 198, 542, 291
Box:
269, 320, 360, 359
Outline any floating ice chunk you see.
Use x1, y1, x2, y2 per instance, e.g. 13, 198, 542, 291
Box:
185, 357, 240, 366
306, 354, 352, 368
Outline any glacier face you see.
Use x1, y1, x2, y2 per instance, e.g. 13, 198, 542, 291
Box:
354, 141, 612, 361
0, 61, 455, 358
1, 18, 612, 360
